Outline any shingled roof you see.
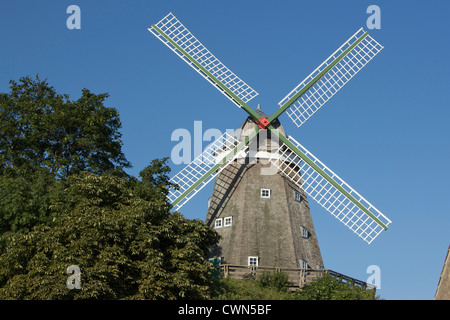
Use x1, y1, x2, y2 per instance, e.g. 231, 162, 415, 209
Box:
435, 245, 450, 300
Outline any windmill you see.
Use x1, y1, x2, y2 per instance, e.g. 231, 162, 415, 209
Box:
149, 13, 392, 269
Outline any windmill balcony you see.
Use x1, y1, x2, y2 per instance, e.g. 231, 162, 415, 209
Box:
217, 264, 376, 292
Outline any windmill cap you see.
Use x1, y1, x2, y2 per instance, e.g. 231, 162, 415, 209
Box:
233, 104, 286, 142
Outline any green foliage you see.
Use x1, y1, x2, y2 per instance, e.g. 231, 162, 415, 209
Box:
0, 76, 222, 299
0, 75, 130, 179
255, 271, 291, 292
211, 273, 379, 300
134, 157, 175, 202
211, 271, 292, 300
293, 274, 378, 300
0, 159, 220, 299
0, 171, 68, 234
0, 75, 131, 235
211, 276, 293, 300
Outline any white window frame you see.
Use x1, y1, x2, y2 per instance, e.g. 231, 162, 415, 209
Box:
248, 256, 259, 267
214, 218, 223, 228
260, 188, 271, 199
301, 226, 309, 239
294, 190, 302, 202
224, 216, 232, 227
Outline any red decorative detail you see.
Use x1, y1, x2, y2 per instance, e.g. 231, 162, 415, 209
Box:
257, 116, 270, 129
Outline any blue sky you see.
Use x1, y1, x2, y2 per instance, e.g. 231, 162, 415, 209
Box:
1, 1, 449, 300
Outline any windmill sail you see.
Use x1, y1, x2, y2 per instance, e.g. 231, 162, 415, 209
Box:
168, 130, 256, 211
268, 135, 391, 244
149, 13, 258, 108
276, 28, 383, 128
150, 13, 392, 245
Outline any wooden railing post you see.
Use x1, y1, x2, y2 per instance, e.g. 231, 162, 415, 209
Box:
223, 264, 229, 278
299, 269, 304, 288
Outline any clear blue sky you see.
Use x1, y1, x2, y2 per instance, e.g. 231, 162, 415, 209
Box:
1, 0, 449, 300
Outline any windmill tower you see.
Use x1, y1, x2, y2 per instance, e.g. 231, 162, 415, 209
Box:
149, 13, 392, 269
205, 106, 323, 269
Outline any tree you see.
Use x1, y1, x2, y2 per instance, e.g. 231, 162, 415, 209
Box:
0, 75, 130, 179
0, 159, 221, 299
0, 171, 67, 234
0, 76, 220, 299
0, 75, 131, 235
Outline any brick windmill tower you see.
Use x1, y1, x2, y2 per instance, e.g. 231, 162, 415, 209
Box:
149, 13, 392, 269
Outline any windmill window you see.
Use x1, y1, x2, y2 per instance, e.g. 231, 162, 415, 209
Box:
224, 216, 232, 227
294, 190, 302, 202
248, 256, 259, 267
301, 226, 309, 239
214, 218, 223, 228
260, 189, 271, 199
300, 259, 309, 269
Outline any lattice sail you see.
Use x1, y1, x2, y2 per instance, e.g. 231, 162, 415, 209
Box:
150, 13, 258, 107
269, 136, 391, 244
279, 28, 383, 128
168, 132, 247, 211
